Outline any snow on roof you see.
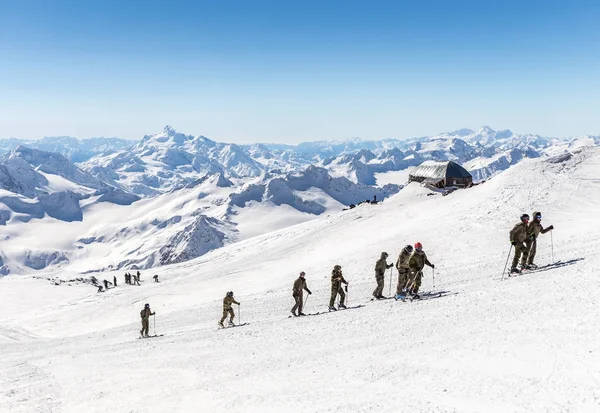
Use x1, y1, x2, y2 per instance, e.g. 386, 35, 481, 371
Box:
409, 160, 472, 180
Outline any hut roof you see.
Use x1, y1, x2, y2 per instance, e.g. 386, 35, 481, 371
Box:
409, 160, 472, 180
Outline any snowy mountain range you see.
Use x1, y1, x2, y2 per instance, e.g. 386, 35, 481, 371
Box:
1, 125, 598, 276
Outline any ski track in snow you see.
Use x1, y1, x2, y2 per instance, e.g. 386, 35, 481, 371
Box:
1, 148, 600, 412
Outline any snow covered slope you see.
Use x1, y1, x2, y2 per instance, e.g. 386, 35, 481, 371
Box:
1, 147, 599, 412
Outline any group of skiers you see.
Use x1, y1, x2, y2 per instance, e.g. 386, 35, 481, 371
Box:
509, 211, 554, 274
137, 214, 555, 333
124, 271, 142, 285
286, 242, 435, 318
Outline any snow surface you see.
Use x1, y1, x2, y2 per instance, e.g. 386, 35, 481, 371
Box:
1, 147, 600, 412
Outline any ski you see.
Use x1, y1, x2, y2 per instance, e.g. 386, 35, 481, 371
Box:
369, 296, 395, 302
506, 260, 565, 278
218, 323, 249, 329
289, 305, 364, 318
138, 334, 164, 339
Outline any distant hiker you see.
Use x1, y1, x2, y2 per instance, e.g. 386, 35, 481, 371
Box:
219, 292, 240, 328
407, 242, 434, 299
526, 212, 554, 269
124, 272, 130, 285
373, 252, 393, 299
103, 279, 109, 290
113, 276, 117, 287
140, 303, 155, 338
97, 285, 104, 293
291, 271, 312, 317
509, 214, 530, 274
153, 274, 159, 283
395, 245, 414, 298
329, 265, 348, 311
137, 271, 141, 280
134, 275, 140, 286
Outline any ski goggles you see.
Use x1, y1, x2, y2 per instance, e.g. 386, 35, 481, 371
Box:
534, 216, 542, 219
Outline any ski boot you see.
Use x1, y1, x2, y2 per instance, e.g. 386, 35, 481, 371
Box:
228, 320, 235, 327
395, 293, 406, 301
298, 312, 306, 316
338, 303, 347, 310
509, 267, 521, 275
528, 263, 538, 269
412, 293, 421, 300
218, 321, 224, 328
291, 311, 297, 317
329, 306, 337, 312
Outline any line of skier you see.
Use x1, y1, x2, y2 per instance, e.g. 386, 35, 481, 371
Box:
509, 211, 554, 274
138, 213, 554, 333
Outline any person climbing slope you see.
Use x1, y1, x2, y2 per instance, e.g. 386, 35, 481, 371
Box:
407, 242, 434, 299
525, 211, 554, 269
291, 271, 312, 317
140, 303, 155, 338
509, 214, 530, 274
219, 292, 240, 328
373, 252, 393, 299
395, 245, 413, 299
329, 265, 348, 311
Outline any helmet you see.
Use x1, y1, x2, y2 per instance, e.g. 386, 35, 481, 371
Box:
414, 242, 423, 251
533, 211, 542, 220
334, 265, 341, 270
299, 271, 306, 277
144, 303, 150, 309
521, 214, 530, 222
404, 245, 414, 253
381, 252, 388, 258
227, 291, 233, 297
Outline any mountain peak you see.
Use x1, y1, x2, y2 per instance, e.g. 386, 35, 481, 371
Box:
163, 125, 177, 135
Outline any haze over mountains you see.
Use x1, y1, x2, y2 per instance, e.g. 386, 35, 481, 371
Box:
0, 125, 598, 276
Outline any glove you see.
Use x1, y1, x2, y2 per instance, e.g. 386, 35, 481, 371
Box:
548, 225, 554, 230
344, 285, 348, 292
431, 264, 435, 269
308, 291, 312, 295
510, 241, 516, 246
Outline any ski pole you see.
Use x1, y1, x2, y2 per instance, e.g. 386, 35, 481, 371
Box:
551, 231, 554, 263
153, 314, 156, 336
304, 293, 309, 310
237, 303, 241, 324
388, 267, 393, 297
501, 245, 513, 281
432, 267, 435, 289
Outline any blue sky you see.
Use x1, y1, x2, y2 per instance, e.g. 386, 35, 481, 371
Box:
1, 0, 599, 143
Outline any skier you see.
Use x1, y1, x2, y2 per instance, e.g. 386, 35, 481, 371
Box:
526, 212, 554, 268
97, 285, 104, 293
509, 214, 530, 273
395, 245, 414, 298
124, 272, 130, 285
137, 270, 141, 280
140, 303, 155, 338
103, 279, 109, 290
113, 276, 117, 287
153, 274, 159, 283
329, 265, 348, 311
291, 271, 312, 317
373, 252, 393, 299
219, 291, 240, 328
407, 242, 434, 299
134, 275, 140, 286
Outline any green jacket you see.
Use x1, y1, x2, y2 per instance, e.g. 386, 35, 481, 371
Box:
509, 222, 529, 244
528, 220, 550, 239
223, 296, 240, 310
331, 269, 348, 290
396, 249, 412, 270
408, 250, 432, 272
